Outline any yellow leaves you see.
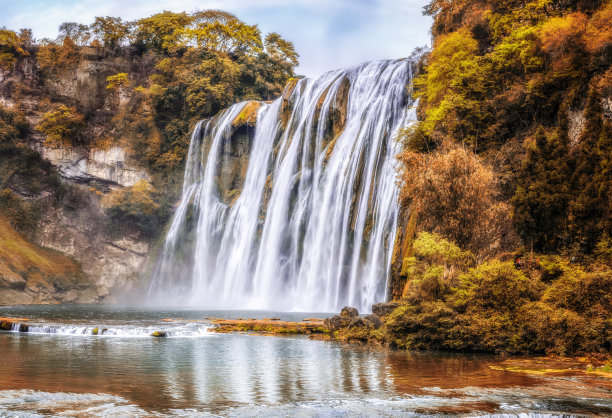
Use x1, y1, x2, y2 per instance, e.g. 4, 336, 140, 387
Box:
491, 25, 543, 73
264, 32, 299, 66
37, 37, 81, 75
0, 29, 28, 71
414, 28, 489, 140
148, 83, 167, 100
134, 11, 193, 52
91, 16, 129, 48
585, 1, 612, 53
35, 105, 85, 147
183, 18, 263, 54
427, 28, 479, 99
102, 180, 159, 217
539, 12, 588, 55
106, 72, 130, 90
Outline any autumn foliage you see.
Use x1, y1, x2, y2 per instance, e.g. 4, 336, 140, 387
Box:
403, 0, 612, 255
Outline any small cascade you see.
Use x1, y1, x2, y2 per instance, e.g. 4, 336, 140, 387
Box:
149, 59, 417, 312
5, 322, 210, 338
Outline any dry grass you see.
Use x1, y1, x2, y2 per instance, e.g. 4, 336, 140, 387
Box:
0, 215, 83, 286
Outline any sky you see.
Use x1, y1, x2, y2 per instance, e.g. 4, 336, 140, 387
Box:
0, 0, 432, 77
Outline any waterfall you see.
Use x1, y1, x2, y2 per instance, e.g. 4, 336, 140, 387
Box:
148, 59, 417, 312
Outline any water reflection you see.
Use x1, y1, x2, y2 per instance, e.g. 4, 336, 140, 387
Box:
1, 308, 611, 416
0, 331, 538, 413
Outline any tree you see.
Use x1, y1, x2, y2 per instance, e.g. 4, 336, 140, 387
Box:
0, 28, 28, 71
106, 72, 130, 90
58, 22, 91, 46
569, 88, 605, 251
35, 105, 85, 147
133, 11, 193, 52
37, 36, 81, 75
264, 32, 299, 67
398, 146, 516, 258
512, 126, 570, 252
91, 16, 130, 48
182, 12, 263, 55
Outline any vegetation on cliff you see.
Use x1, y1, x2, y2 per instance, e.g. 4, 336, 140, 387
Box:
0, 10, 299, 239
341, 232, 611, 355
391, 0, 612, 355
0, 10, 299, 299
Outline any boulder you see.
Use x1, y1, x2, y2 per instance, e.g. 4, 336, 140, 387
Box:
0, 272, 26, 290
363, 314, 383, 329
97, 286, 110, 298
340, 306, 359, 318
348, 317, 367, 328
323, 315, 351, 331
65, 290, 78, 303
372, 302, 400, 318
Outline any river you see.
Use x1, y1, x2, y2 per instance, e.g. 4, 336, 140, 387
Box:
0, 305, 610, 416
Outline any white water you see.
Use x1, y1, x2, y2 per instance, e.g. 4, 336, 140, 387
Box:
9, 322, 210, 338
149, 59, 417, 312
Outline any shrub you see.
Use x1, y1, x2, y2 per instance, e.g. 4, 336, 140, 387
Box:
102, 180, 169, 236
106, 72, 130, 90
36, 105, 85, 147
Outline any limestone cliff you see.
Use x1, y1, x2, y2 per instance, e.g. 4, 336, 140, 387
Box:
0, 47, 153, 304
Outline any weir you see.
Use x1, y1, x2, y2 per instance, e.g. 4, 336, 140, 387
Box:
148, 59, 417, 312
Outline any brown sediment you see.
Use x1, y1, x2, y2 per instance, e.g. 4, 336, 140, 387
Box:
208, 318, 331, 335
489, 357, 612, 380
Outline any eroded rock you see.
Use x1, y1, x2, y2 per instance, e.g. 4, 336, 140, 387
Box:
363, 314, 383, 329
323, 315, 351, 331
340, 306, 359, 318
372, 302, 400, 318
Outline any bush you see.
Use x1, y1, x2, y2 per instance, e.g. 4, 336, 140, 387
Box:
383, 232, 611, 355
35, 105, 85, 147
398, 146, 518, 258
102, 180, 169, 236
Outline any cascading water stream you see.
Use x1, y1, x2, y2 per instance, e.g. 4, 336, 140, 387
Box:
148, 59, 417, 312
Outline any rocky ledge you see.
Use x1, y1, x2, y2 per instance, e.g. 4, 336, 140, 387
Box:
209, 317, 330, 335
323, 302, 399, 333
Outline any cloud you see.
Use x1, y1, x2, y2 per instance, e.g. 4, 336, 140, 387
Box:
1, 0, 432, 77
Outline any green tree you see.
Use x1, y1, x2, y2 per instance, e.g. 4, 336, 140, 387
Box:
569, 88, 605, 251
513, 125, 570, 252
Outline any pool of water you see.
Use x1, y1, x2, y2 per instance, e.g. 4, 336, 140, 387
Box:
1, 305, 611, 416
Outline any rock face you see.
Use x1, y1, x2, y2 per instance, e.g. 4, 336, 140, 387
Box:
372, 302, 400, 318
324, 306, 360, 331
363, 314, 383, 329
35, 186, 148, 302
324, 307, 384, 331
340, 306, 359, 318
35, 145, 150, 188
0, 50, 153, 304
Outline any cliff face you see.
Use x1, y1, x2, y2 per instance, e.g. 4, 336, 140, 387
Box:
0, 49, 153, 304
